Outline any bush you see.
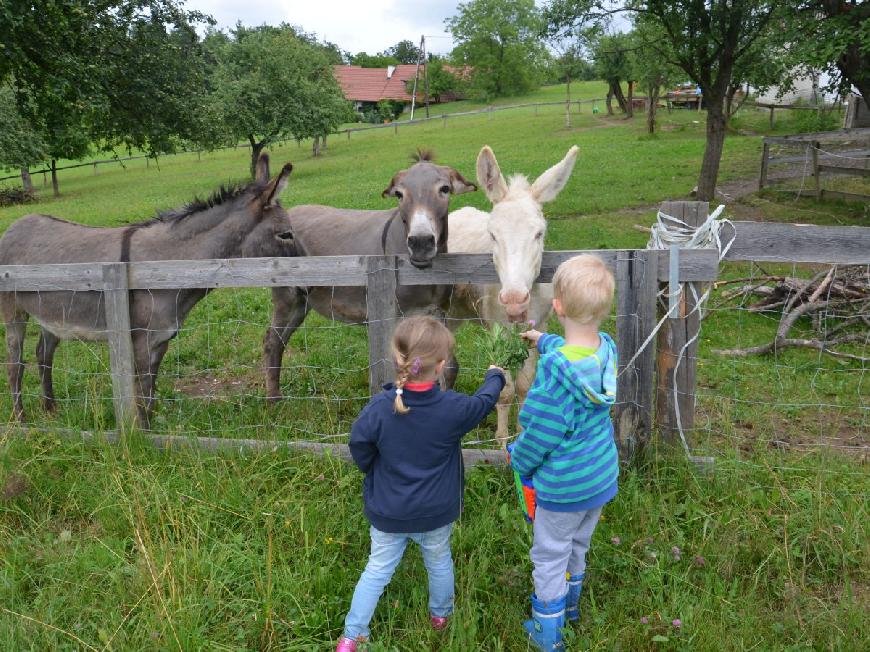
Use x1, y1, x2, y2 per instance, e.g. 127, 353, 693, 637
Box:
791, 108, 839, 134
0, 186, 35, 206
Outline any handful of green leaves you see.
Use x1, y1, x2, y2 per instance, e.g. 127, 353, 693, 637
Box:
480, 322, 531, 374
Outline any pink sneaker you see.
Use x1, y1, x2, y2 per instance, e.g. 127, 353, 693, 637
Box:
430, 615, 449, 630
335, 637, 358, 652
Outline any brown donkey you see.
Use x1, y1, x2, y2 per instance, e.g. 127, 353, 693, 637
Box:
264, 151, 476, 400
0, 154, 297, 427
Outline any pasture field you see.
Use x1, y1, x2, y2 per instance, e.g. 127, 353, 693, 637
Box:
1, 87, 868, 650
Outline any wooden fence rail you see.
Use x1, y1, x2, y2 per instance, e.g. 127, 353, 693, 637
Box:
758, 128, 870, 202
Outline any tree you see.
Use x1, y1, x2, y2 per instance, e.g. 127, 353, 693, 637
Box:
631, 19, 679, 133
1, 0, 212, 194
785, 1, 870, 102
380, 40, 423, 64
592, 32, 633, 115
447, 0, 547, 99
0, 85, 46, 192
351, 52, 401, 68
209, 26, 350, 174
546, 0, 786, 200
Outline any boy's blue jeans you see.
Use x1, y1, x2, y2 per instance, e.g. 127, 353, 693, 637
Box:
343, 523, 454, 640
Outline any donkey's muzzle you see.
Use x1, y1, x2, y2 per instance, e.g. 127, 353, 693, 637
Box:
408, 235, 436, 268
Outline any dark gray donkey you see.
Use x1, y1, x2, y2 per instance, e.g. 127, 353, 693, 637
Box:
0, 154, 297, 427
264, 151, 476, 399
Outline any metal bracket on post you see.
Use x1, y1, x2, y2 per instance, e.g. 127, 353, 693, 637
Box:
668, 244, 681, 319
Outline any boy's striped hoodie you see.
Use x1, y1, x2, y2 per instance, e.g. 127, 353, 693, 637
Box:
509, 332, 619, 511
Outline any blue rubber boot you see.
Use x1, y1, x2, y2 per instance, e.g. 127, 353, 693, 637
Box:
565, 573, 584, 622
522, 593, 566, 651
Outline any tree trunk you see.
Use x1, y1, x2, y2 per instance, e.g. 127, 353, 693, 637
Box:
312, 135, 320, 157
20, 167, 33, 192
565, 74, 572, 128
696, 95, 727, 201
249, 136, 264, 179
606, 86, 614, 115
647, 84, 660, 134
50, 159, 59, 197
626, 81, 634, 118
612, 81, 628, 114
322, 133, 328, 150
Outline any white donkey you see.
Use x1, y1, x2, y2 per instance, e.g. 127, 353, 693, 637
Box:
448, 145, 579, 444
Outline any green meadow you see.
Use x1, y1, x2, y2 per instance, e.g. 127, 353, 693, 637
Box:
1, 83, 867, 650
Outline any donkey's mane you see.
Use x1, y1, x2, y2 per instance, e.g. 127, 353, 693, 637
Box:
410, 148, 436, 163
145, 179, 268, 225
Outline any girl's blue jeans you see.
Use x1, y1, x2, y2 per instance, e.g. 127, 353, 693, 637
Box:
342, 523, 454, 640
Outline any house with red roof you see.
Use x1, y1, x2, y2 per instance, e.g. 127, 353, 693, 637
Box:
333, 64, 419, 109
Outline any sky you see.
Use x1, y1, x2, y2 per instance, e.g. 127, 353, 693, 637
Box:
184, 0, 463, 56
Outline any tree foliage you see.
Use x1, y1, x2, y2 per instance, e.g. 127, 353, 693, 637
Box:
0, 84, 46, 185
351, 52, 401, 68
447, 0, 547, 99
380, 40, 423, 65
208, 25, 350, 174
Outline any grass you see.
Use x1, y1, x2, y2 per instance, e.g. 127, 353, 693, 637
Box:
1, 436, 867, 650
0, 83, 868, 649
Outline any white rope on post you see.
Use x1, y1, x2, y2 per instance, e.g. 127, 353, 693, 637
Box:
643, 205, 736, 463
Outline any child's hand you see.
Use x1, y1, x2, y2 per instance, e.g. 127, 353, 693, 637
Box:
520, 329, 543, 346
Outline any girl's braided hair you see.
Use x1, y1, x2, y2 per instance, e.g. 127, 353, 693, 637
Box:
391, 315, 455, 414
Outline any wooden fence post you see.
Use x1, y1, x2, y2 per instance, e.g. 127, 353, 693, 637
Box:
102, 263, 137, 430
759, 141, 770, 190
811, 140, 821, 199
366, 255, 399, 394
614, 249, 658, 459
654, 201, 708, 448
769, 106, 775, 129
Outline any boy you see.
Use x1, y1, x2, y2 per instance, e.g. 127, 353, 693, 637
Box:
509, 254, 618, 652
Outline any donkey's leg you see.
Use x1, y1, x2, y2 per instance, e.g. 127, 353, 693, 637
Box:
131, 333, 171, 430
441, 352, 460, 390
36, 329, 60, 413
2, 300, 29, 421
496, 370, 516, 448
264, 287, 309, 402
514, 349, 539, 431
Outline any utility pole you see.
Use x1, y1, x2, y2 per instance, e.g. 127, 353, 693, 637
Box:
409, 35, 424, 121
422, 35, 430, 119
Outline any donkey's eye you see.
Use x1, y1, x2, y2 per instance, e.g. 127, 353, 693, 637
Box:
439, 185, 450, 194
394, 190, 403, 200
535, 231, 544, 240
489, 233, 496, 242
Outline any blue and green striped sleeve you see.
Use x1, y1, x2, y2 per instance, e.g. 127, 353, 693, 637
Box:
510, 360, 572, 477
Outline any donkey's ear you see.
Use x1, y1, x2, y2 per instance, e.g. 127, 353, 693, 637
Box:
476, 146, 508, 203
530, 146, 578, 204
262, 162, 293, 207
382, 170, 406, 198
445, 167, 477, 195
255, 153, 271, 183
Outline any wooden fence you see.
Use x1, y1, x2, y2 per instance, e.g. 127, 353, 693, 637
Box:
1, 217, 869, 463
758, 128, 870, 202
1, 99, 608, 184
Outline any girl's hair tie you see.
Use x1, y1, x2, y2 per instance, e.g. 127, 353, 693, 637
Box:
395, 388, 403, 396
410, 356, 422, 375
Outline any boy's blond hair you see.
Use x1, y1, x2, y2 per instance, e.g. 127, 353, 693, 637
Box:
552, 254, 615, 326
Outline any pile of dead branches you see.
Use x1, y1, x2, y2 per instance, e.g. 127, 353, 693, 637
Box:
712, 266, 870, 362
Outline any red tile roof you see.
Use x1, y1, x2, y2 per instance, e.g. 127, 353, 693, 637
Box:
333, 64, 421, 103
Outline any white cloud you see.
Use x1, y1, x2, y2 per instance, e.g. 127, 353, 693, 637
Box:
186, 0, 458, 55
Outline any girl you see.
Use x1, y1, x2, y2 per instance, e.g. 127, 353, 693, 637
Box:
336, 315, 505, 651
